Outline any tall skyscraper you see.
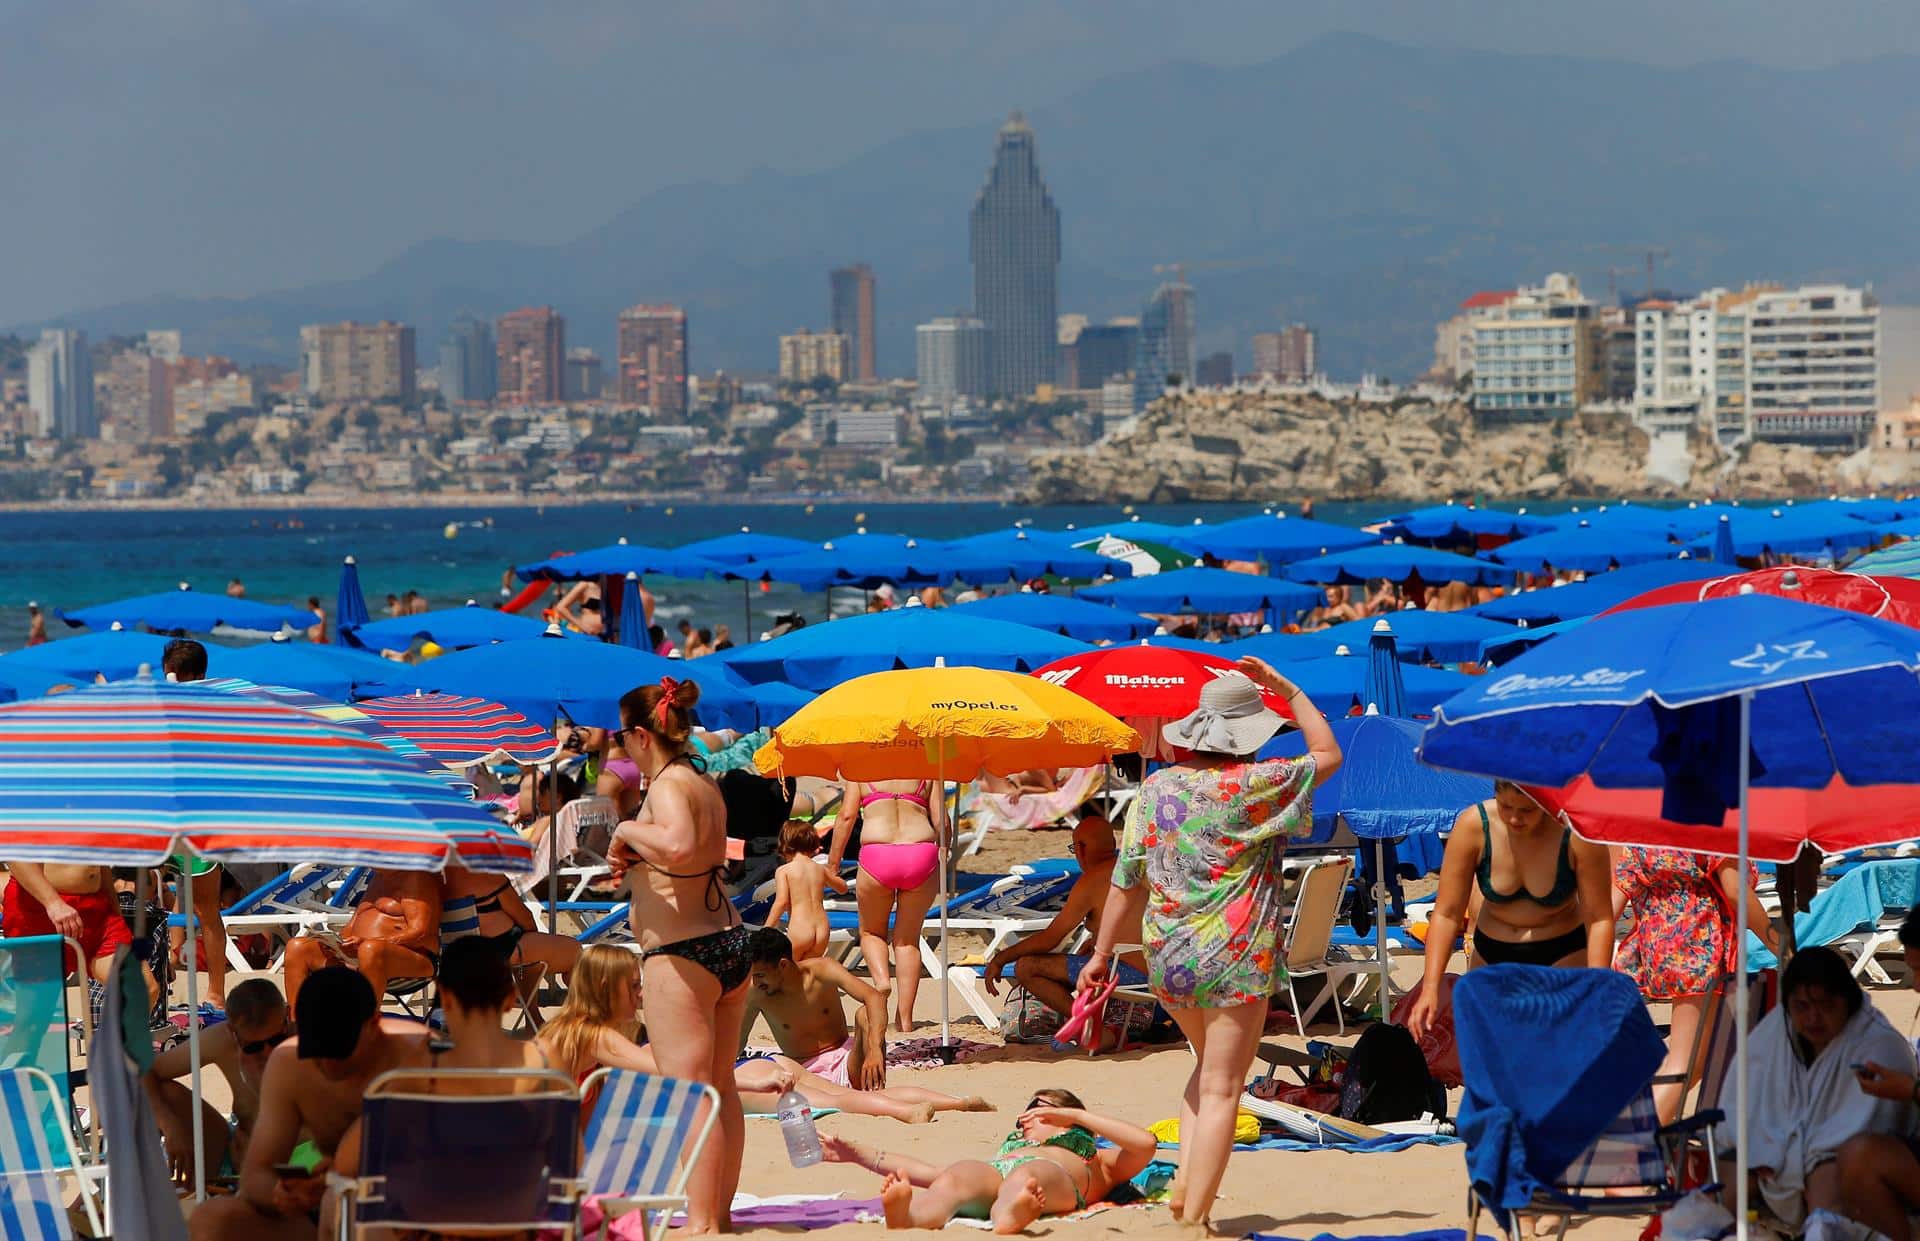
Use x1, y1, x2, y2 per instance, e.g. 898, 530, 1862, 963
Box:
616, 304, 689, 418
439, 315, 497, 403
299, 321, 417, 404
1133, 278, 1196, 412
830, 265, 876, 381
26, 329, 95, 438
969, 113, 1060, 399
915, 316, 990, 408
496, 307, 566, 404
1253, 325, 1317, 382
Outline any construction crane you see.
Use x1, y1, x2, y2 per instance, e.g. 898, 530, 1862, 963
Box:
1641, 248, 1670, 297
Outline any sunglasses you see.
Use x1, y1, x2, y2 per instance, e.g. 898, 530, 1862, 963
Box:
239, 1029, 293, 1056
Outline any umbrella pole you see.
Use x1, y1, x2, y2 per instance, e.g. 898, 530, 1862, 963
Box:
1374, 839, 1392, 1020
545, 761, 559, 929
939, 755, 950, 1047
1734, 690, 1752, 1241
183, 869, 207, 1201
742, 578, 751, 639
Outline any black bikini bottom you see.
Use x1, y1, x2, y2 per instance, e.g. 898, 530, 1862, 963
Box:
1474, 925, 1587, 968
644, 924, 754, 992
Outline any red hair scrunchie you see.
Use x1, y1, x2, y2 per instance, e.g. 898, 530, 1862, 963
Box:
656, 676, 679, 727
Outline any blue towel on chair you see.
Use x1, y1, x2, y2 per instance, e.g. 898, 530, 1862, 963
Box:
1453, 966, 1664, 1214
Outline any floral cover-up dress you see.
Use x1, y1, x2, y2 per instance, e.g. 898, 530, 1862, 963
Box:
1613, 846, 1751, 1000
1113, 757, 1316, 1009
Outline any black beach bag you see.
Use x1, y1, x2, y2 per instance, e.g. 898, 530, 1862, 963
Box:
1336, 1022, 1444, 1125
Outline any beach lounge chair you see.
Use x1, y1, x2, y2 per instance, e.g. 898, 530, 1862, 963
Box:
333, 1067, 583, 1239
1276, 857, 1368, 1035
165, 863, 363, 972
0, 935, 107, 1236
1455, 965, 1722, 1240
580, 1068, 721, 1241
0, 1068, 104, 1241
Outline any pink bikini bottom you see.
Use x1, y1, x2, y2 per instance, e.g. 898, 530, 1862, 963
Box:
859, 842, 940, 892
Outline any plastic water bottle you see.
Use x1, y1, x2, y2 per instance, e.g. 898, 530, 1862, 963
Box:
777, 1088, 823, 1168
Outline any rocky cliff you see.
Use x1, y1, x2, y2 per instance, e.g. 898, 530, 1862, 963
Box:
1022, 392, 1893, 503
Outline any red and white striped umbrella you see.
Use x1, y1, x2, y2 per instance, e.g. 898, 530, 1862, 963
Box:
353, 692, 559, 767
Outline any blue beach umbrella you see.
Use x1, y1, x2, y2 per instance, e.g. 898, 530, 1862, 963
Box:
1059, 516, 1208, 543
515, 538, 729, 582
1172, 512, 1381, 565
742, 681, 815, 728
57, 587, 313, 637
334, 556, 370, 646
617, 572, 647, 650
1281, 654, 1470, 716
1285, 543, 1518, 587
206, 638, 401, 701
1418, 593, 1920, 1224
1374, 504, 1556, 543
1711, 515, 1739, 565
381, 634, 760, 733
1306, 611, 1516, 665
1484, 523, 1680, 575
948, 592, 1159, 643
946, 528, 1133, 580
1681, 507, 1883, 560
3, 627, 173, 681
674, 529, 817, 567
752, 538, 1004, 592
1552, 502, 1713, 538
1478, 617, 1591, 667
1078, 566, 1324, 621
343, 602, 576, 651
720, 607, 1086, 692
1471, 557, 1724, 625
1367, 620, 1408, 717
0, 663, 66, 703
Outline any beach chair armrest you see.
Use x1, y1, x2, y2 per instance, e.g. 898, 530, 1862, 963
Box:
1656, 1109, 1724, 1140
1649, 1071, 1685, 1085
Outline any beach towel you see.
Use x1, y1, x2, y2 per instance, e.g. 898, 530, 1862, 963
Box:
1745, 858, 1920, 969
1251, 1230, 1497, 1241
1453, 966, 1664, 1216
1736, 997, 1915, 1228
960, 767, 1104, 833
885, 1037, 994, 1067
624, 1194, 875, 1237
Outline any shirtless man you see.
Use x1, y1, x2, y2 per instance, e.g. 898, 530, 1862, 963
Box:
145, 978, 289, 1183
282, 869, 441, 1014
2, 861, 159, 1009
741, 928, 989, 1123
188, 969, 432, 1241
981, 812, 1148, 1043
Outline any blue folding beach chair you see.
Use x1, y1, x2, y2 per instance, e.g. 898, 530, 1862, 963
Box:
0, 1067, 104, 1241
335, 1067, 583, 1239
1455, 965, 1722, 1241
580, 1069, 720, 1241
0, 935, 105, 1205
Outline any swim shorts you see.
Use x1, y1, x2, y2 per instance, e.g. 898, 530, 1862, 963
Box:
799, 1035, 856, 1088
2, 885, 132, 974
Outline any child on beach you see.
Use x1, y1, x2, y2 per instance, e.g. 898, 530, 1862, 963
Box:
765, 819, 847, 960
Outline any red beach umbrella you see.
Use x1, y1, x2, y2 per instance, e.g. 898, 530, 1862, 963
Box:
1601, 566, 1920, 628
1031, 642, 1291, 758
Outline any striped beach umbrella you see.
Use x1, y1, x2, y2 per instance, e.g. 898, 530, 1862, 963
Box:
353, 692, 559, 767
198, 677, 472, 793
0, 679, 530, 872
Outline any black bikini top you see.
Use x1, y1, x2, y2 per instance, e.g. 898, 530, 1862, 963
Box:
1474, 802, 1578, 908
633, 754, 731, 915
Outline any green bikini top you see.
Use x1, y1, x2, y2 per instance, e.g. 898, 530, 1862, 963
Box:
995, 1125, 1098, 1163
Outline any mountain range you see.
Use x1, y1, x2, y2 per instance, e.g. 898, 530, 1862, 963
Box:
20, 34, 1920, 383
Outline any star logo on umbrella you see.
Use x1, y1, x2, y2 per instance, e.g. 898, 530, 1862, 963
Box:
1729, 640, 1829, 676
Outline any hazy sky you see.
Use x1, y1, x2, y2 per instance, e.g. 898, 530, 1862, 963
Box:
6, 0, 1917, 325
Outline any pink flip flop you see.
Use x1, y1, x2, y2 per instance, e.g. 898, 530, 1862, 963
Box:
1055, 976, 1117, 1051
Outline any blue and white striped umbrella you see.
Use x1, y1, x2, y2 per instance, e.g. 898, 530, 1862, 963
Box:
0, 679, 528, 872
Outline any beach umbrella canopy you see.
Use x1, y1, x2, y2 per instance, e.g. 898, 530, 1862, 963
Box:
1552, 502, 1716, 538
1599, 565, 1920, 629
353, 692, 560, 767
1305, 611, 1515, 665
1482, 523, 1680, 575
674, 529, 818, 566
721, 608, 1086, 692
1478, 617, 1591, 667
378, 635, 760, 732
57, 588, 313, 637
1171, 512, 1381, 565
1848, 539, 1920, 578
1079, 566, 1324, 619
0, 679, 530, 871
0, 662, 69, 703
343, 602, 573, 651
1711, 514, 1739, 565
334, 556, 370, 647
750, 538, 1008, 591
1281, 655, 1471, 717
205, 638, 401, 701
617, 572, 647, 650
196, 677, 468, 791
948, 592, 1158, 643
1680, 506, 1884, 559
1285, 543, 1518, 587
1065, 533, 1199, 576
1375, 504, 1556, 543
1555, 775, 1920, 864
742, 681, 814, 728
3, 627, 174, 681
945, 528, 1135, 580
1030, 641, 1290, 758
1367, 622, 1407, 717
514, 538, 729, 582
1471, 557, 1724, 625
1061, 517, 1207, 543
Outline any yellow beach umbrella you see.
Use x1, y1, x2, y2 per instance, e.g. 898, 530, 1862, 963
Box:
754, 665, 1138, 781
754, 665, 1138, 1044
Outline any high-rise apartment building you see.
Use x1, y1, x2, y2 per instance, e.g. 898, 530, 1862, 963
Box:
1073, 324, 1138, 389
829, 265, 876, 381
1745, 285, 1879, 450
169, 357, 251, 435
566, 348, 604, 400
1133, 279, 1196, 412
970, 113, 1060, 398
1253, 325, 1317, 382
616, 305, 689, 418
1470, 274, 1601, 423
915, 316, 990, 409
1196, 352, 1234, 387
26, 329, 95, 438
299, 321, 417, 404
105, 347, 172, 440
496, 307, 566, 404
439, 315, 497, 404
779, 331, 852, 385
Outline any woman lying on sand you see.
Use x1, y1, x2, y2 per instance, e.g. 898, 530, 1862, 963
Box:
821, 1088, 1157, 1233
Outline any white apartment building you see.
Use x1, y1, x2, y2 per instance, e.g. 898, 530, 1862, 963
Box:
832, 408, 901, 448
1470, 274, 1598, 422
